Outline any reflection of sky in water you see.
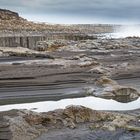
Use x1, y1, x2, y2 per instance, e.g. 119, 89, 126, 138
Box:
0, 96, 139, 112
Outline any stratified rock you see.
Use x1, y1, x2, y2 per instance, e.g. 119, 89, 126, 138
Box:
0, 121, 11, 140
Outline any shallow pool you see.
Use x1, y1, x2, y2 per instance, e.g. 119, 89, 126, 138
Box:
0, 96, 139, 112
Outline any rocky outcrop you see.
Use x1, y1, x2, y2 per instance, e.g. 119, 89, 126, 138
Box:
101, 85, 140, 102
0, 106, 139, 140
0, 9, 20, 20
93, 76, 140, 102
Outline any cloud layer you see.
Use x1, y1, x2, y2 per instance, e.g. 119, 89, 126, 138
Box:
0, 0, 139, 24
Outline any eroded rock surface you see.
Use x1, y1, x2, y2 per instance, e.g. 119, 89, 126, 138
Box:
0, 106, 139, 140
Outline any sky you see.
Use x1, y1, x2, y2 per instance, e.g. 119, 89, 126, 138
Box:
0, 0, 140, 24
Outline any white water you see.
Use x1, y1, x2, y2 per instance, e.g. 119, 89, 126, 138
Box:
0, 96, 139, 112
104, 25, 140, 38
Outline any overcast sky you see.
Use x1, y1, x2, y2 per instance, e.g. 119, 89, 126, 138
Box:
0, 0, 139, 24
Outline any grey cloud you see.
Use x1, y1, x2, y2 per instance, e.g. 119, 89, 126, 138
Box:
0, 0, 140, 23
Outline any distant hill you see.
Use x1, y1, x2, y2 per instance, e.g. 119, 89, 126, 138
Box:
0, 9, 115, 34
0, 9, 24, 20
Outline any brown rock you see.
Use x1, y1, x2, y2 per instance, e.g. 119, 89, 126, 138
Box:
95, 76, 118, 87
0, 9, 20, 20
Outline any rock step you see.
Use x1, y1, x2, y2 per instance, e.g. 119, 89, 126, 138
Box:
0, 120, 12, 140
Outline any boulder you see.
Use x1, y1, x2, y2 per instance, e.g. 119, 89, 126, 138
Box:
93, 76, 140, 102
95, 85, 140, 103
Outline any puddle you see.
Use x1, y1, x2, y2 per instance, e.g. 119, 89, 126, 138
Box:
0, 96, 139, 112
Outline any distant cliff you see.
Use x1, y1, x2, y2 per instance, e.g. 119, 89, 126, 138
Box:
0, 9, 22, 20
0, 9, 78, 33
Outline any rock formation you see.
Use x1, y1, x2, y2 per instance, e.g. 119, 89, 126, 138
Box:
0, 9, 20, 20
94, 76, 140, 102
0, 106, 139, 140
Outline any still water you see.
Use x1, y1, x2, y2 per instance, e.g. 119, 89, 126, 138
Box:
0, 96, 139, 112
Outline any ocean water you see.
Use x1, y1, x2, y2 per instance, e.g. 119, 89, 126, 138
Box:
101, 25, 140, 38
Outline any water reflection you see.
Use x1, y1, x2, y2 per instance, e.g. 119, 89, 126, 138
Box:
113, 95, 139, 103
0, 96, 139, 112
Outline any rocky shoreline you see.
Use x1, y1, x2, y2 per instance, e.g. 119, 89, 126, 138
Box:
0, 9, 140, 140
0, 37, 140, 139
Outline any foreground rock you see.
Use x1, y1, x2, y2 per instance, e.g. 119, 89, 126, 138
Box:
92, 76, 140, 103
0, 106, 139, 140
